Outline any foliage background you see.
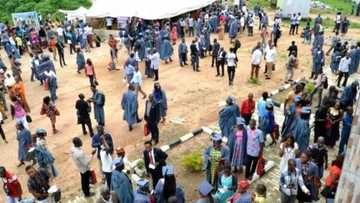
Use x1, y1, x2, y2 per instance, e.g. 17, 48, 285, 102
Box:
0, 0, 91, 23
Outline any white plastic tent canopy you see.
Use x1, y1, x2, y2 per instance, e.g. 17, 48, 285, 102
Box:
277, 0, 311, 18
86, 0, 216, 19
59, 6, 88, 21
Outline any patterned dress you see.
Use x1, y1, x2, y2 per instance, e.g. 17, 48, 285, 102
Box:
210, 149, 222, 185
231, 131, 245, 168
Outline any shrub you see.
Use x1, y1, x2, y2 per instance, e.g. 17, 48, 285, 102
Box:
305, 81, 316, 95
182, 151, 203, 172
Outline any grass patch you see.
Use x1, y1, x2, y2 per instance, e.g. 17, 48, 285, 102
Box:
248, 78, 261, 85
317, 0, 354, 15
282, 16, 360, 30
248, 0, 274, 9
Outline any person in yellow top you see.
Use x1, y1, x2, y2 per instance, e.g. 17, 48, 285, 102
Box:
253, 183, 267, 203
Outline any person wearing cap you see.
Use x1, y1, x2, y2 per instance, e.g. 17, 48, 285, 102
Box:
291, 106, 311, 152
154, 165, 185, 203
219, 96, 240, 138
0, 166, 22, 203
203, 133, 230, 185
134, 179, 152, 203
143, 140, 168, 187
227, 179, 251, 202
195, 180, 215, 203
259, 102, 277, 146
244, 119, 264, 180
121, 84, 140, 131
228, 117, 247, 172
111, 158, 134, 203
75, 93, 94, 137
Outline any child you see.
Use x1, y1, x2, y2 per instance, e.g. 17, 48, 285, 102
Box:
40, 96, 60, 134
254, 183, 267, 203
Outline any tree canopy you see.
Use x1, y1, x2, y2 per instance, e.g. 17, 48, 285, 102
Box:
0, 0, 92, 23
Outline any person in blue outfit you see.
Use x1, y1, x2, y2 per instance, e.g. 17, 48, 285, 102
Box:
134, 34, 146, 61
292, 106, 311, 152
195, 180, 215, 203
219, 96, 240, 138
16, 122, 32, 167
295, 152, 320, 203
259, 102, 276, 145
311, 45, 325, 79
178, 38, 188, 66
257, 92, 271, 124
349, 42, 360, 74
228, 17, 239, 43
340, 81, 358, 108
203, 133, 230, 186
160, 34, 173, 63
44, 68, 57, 102
76, 48, 86, 73
338, 106, 353, 155
134, 179, 152, 203
228, 117, 248, 172
152, 82, 167, 122
89, 85, 105, 126
111, 158, 134, 203
329, 42, 342, 74
154, 165, 185, 203
121, 84, 140, 131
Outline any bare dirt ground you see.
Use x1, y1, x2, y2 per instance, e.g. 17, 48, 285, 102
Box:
0, 19, 359, 201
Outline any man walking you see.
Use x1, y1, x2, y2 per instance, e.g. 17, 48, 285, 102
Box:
89, 85, 105, 126
250, 43, 262, 80
150, 49, 161, 81
144, 94, 161, 144
240, 93, 255, 125
245, 119, 264, 180
265, 42, 277, 79
190, 39, 200, 72
216, 47, 226, 77
337, 54, 351, 87
76, 93, 94, 137
285, 51, 297, 83
121, 84, 140, 131
178, 38, 188, 67
143, 141, 168, 187
226, 48, 237, 86
211, 39, 220, 67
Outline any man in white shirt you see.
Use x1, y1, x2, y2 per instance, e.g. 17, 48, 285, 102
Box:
100, 144, 113, 189
251, 43, 263, 80
150, 49, 161, 81
131, 66, 147, 99
226, 48, 237, 86
188, 16, 194, 37
337, 55, 351, 87
265, 42, 277, 79
56, 26, 64, 43
105, 17, 113, 30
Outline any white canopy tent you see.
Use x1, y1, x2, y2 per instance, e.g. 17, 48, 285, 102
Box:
277, 0, 311, 18
86, 0, 216, 19
59, 6, 89, 21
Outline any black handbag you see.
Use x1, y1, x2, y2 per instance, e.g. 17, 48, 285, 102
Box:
53, 188, 61, 202
26, 115, 32, 123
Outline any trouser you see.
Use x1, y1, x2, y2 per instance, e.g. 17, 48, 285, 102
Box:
216, 61, 225, 76
189, 27, 194, 37
191, 55, 199, 71
30, 68, 36, 81
148, 122, 159, 143
0, 125, 6, 141
245, 154, 259, 179
280, 193, 296, 203
242, 114, 252, 125
248, 26, 253, 36
337, 71, 349, 87
6, 196, 20, 203
289, 25, 296, 35
80, 170, 91, 196
58, 51, 66, 67
265, 62, 274, 78
295, 24, 299, 34
49, 85, 57, 102
285, 68, 294, 81
15, 116, 29, 129
80, 171, 91, 197
150, 170, 162, 188
339, 127, 351, 155
103, 172, 112, 189
179, 53, 187, 66
81, 119, 94, 137
70, 44, 76, 54
227, 66, 235, 84
211, 55, 217, 67
153, 69, 159, 81
251, 64, 260, 79
326, 198, 335, 203
88, 75, 95, 86
273, 36, 279, 47
317, 88, 323, 108
95, 108, 105, 126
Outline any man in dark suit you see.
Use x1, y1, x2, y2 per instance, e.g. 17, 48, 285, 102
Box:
211, 39, 220, 67
143, 141, 168, 187
190, 39, 200, 72
144, 94, 161, 144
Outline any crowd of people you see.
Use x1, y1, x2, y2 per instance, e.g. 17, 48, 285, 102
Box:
0, 1, 359, 203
